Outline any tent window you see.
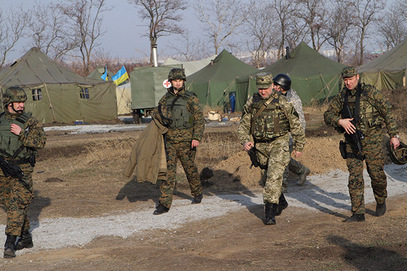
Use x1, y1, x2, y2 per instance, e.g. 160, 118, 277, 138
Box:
32, 88, 42, 101
80, 88, 90, 99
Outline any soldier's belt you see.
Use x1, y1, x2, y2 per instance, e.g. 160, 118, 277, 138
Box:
254, 138, 277, 143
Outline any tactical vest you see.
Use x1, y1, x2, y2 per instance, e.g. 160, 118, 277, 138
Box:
165, 91, 194, 129
0, 112, 35, 160
341, 84, 383, 134
250, 93, 290, 141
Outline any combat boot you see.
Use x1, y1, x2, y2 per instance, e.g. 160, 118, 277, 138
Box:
343, 214, 365, 222
191, 194, 203, 204
298, 167, 310, 186
376, 201, 386, 217
16, 231, 33, 251
153, 204, 169, 215
264, 202, 277, 225
4, 235, 17, 258
276, 193, 288, 216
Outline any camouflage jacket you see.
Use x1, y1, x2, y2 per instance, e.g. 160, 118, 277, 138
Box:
153, 87, 204, 143
0, 111, 46, 160
285, 89, 305, 129
238, 90, 305, 152
324, 83, 399, 137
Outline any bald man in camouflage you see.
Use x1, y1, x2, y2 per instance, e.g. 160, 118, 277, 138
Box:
238, 73, 305, 225
324, 66, 400, 222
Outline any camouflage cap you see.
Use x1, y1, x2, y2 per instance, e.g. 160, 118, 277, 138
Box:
341, 66, 358, 78
256, 73, 273, 89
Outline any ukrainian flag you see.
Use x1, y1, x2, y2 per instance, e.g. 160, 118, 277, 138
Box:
101, 66, 108, 81
112, 66, 129, 85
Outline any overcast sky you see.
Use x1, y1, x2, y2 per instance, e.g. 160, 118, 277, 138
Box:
1, 0, 201, 62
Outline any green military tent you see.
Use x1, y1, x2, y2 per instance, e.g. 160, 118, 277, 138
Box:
186, 49, 258, 110
0, 47, 117, 124
88, 66, 132, 115
87, 66, 115, 81
163, 55, 217, 76
129, 65, 182, 121
235, 42, 346, 110
358, 39, 407, 90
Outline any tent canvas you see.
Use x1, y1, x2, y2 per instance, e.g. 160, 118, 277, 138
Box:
130, 65, 182, 111
186, 49, 258, 110
358, 39, 407, 90
0, 47, 117, 123
87, 66, 115, 81
163, 55, 217, 76
116, 82, 132, 115
88, 66, 132, 115
235, 42, 346, 110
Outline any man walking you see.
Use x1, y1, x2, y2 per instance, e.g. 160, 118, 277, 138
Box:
238, 73, 305, 225
324, 66, 400, 222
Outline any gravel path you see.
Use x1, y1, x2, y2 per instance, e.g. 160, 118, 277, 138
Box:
2, 164, 406, 256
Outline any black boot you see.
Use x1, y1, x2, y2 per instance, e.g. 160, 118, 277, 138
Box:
276, 193, 288, 216
4, 235, 17, 258
264, 203, 277, 225
191, 194, 203, 204
16, 231, 33, 251
153, 204, 169, 215
343, 214, 365, 222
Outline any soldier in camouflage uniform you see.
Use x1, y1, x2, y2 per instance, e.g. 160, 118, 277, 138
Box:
0, 86, 46, 258
238, 73, 305, 225
324, 66, 400, 222
152, 68, 204, 215
273, 74, 310, 190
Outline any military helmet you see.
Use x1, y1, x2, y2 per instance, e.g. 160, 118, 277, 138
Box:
390, 141, 407, 165
2, 86, 27, 107
168, 68, 186, 81
273, 73, 291, 91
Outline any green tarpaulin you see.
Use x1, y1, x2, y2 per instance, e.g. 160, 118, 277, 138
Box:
358, 39, 407, 90
186, 49, 258, 110
130, 65, 182, 110
235, 42, 346, 110
0, 48, 117, 124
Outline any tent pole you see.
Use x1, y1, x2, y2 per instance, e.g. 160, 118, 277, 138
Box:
44, 83, 57, 122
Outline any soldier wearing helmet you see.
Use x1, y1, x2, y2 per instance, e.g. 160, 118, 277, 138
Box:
238, 73, 305, 225
324, 66, 400, 222
152, 68, 204, 215
0, 86, 46, 258
272, 74, 310, 189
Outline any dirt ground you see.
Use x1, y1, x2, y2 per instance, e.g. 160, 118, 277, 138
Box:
1, 107, 407, 271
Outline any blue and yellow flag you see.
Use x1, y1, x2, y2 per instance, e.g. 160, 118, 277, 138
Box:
101, 66, 108, 81
112, 66, 129, 86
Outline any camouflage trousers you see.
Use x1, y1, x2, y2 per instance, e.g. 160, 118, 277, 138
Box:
0, 163, 34, 236
159, 140, 202, 209
256, 134, 290, 204
282, 141, 307, 187
345, 130, 386, 214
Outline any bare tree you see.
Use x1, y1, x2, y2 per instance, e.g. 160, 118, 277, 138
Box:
270, 0, 300, 57
377, 0, 407, 50
128, 0, 187, 65
0, 6, 29, 68
168, 33, 212, 61
59, 0, 108, 74
351, 0, 385, 65
294, 0, 329, 51
195, 0, 246, 55
244, 1, 277, 68
27, 2, 76, 61
325, 0, 355, 63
